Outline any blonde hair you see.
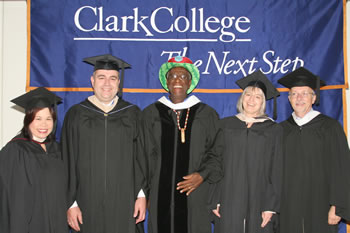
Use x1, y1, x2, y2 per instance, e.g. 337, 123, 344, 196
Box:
236, 86, 266, 117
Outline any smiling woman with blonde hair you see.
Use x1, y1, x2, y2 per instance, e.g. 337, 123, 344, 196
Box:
210, 71, 283, 233
236, 85, 267, 122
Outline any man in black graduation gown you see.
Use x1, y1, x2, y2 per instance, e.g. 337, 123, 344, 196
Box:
142, 56, 223, 233
61, 54, 147, 233
278, 67, 350, 233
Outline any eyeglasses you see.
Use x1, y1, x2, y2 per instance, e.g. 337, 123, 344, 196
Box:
289, 92, 315, 98
166, 73, 191, 81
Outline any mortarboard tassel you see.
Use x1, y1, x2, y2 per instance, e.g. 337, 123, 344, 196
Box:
273, 95, 277, 120
315, 76, 320, 105
118, 66, 125, 98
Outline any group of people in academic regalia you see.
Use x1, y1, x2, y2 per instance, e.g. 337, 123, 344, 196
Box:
0, 54, 350, 233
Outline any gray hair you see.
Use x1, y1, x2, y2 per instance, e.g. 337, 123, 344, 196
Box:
236, 86, 266, 116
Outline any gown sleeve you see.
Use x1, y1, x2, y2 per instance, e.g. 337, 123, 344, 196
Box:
133, 108, 148, 199
262, 124, 283, 213
206, 127, 225, 210
0, 146, 10, 232
197, 108, 223, 184
0, 143, 35, 233
60, 108, 79, 207
140, 106, 157, 198
328, 120, 350, 220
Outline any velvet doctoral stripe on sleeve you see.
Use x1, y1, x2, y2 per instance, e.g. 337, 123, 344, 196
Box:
142, 102, 222, 233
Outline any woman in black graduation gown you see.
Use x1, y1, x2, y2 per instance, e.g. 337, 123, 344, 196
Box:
211, 71, 283, 233
0, 87, 68, 233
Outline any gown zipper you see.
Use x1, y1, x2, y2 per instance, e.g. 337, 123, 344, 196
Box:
104, 113, 108, 194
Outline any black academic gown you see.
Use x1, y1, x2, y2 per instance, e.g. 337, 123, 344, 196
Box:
142, 101, 222, 233
0, 135, 67, 233
279, 114, 350, 233
61, 99, 146, 233
211, 116, 283, 233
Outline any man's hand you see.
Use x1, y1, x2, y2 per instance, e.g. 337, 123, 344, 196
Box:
261, 211, 273, 228
67, 206, 83, 231
177, 172, 203, 196
134, 197, 146, 224
328, 205, 341, 225
212, 205, 221, 218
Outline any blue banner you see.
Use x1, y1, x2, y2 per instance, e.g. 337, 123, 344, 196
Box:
339, 220, 350, 233
29, 0, 346, 135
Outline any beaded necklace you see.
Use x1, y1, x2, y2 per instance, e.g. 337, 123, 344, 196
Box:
172, 108, 190, 143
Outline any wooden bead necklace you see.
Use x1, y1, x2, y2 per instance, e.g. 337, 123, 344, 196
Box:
173, 108, 190, 143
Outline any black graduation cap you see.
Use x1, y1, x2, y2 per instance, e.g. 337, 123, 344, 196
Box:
11, 87, 62, 111
83, 54, 131, 98
236, 70, 280, 100
278, 67, 326, 105
236, 70, 280, 119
